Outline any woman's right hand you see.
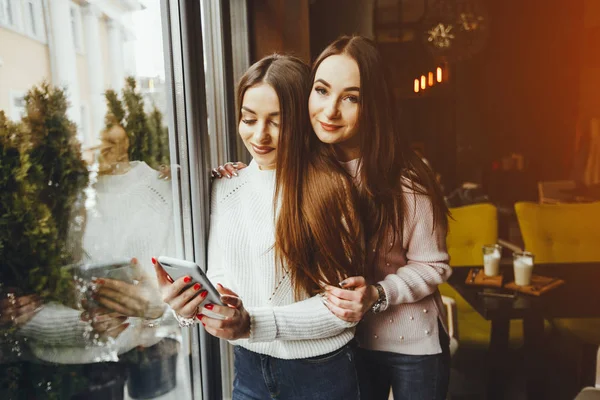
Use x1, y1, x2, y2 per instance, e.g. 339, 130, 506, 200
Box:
211, 162, 247, 179
153, 258, 209, 318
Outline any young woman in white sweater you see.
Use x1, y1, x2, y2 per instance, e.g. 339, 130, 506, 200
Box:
155, 55, 365, 399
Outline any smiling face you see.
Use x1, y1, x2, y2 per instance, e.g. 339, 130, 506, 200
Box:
308, 54, 361, 161
238, 83, 280, 170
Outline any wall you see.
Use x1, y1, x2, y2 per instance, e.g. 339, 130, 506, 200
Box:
309, 0, 374, 59
0, 28, 51, 117
249, 0, 311, 63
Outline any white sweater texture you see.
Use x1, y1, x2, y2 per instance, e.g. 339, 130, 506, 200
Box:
207, 160, 356, 360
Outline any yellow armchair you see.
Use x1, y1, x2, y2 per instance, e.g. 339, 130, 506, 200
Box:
514, 201, 600, 348
514, 201, 600, 264
443, 203, 523, 347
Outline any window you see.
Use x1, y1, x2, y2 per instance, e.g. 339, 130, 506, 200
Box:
0, 1, 224, 398
22, 0, 45, 41
70, 3, 84, 53
9, 91, 26, 121
0, 0, 13, 26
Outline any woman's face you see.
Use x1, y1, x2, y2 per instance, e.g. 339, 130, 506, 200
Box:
308, 54, 361, 160
239, 83, 280, 170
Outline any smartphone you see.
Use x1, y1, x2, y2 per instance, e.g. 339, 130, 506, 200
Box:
157, 256, 224, 307
77, 258, 136, 284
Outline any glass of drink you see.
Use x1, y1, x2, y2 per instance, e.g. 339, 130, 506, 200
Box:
482, 244, 502, 276
513, 251, 535, 286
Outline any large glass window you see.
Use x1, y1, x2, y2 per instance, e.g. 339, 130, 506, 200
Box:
0, 1, 213, 398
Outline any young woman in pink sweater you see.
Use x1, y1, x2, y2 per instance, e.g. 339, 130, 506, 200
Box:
309, 35, 451, 400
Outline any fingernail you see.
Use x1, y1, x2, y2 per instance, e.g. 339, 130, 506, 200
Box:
217, 283, 223, 288
184, 276, 192, 283
205, 304, 214, 310
152, 257, 157, 264
339, 280, 347, 288
233, 172, 238, 177
197, 314, 204, 319
95, 279, 105, 285
193, 283, 201, 291
226, 175, 231, 179
131, 257, 138, 264
167, 274, 174, 283
201, 291, 208, 298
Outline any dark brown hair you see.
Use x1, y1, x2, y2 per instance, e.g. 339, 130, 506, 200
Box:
237, 54, 365, 297
311, 36, 449, 265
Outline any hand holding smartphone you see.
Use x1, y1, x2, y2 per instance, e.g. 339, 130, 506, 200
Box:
157, 256, 226, 321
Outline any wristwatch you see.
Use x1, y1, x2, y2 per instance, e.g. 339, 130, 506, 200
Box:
370, 283, 387, 314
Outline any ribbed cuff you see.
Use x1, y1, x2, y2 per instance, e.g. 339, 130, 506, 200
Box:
377, 280, 394, 312
248, 307, 277, 343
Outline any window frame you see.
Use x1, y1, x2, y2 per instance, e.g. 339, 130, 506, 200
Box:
9, 90, 26, 121
69, 1, 84, 54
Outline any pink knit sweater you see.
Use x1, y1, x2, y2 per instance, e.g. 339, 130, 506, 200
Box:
343, 159, 451, 355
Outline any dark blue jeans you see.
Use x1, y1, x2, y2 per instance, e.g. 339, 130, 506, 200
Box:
232, 342, 360, 400
356, 321, 451, 400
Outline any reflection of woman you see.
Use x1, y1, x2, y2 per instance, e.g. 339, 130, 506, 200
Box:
156, 55, 364, 399
311, 36, 451, 400
13, 124, 175, 364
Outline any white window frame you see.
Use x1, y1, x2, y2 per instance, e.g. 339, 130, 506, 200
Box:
22, 0, 45, 41
1, 0, 46, 43
9, 90, 27, 121
70, 2, 84, 54
0, 0, 14, 27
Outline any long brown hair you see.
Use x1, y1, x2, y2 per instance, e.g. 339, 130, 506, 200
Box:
311, 36, 449, 265
238, 55, 364, 298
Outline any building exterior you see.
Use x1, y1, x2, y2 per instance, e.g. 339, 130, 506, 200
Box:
0, 0, 143, 147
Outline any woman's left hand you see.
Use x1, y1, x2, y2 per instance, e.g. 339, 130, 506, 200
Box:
199, 284, 250, 340
323, 276, 379, 322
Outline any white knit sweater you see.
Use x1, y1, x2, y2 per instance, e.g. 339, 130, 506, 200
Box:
19, 161, 178, 364
206, 160, 356, 360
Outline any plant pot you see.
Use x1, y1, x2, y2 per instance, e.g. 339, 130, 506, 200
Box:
71, 376, 126, 400
125, 339, 179, 399
70, 362, 127, 400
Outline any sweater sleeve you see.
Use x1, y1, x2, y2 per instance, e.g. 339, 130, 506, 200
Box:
247, 295, 356, 343
378, 192, 451, 310
18, 302, 91, 345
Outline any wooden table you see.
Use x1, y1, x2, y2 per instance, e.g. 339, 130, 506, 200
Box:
448, 262, 600, 400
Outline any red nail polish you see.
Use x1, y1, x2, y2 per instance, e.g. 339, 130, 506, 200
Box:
166, 274, 174, 283
152, 257, 157, 264
197, 314, 204, 319
184, 276, 192, 283
95, 279, 105, 285
193, 283, 201, 291
205, 304, 214, 310
201, 291, 208, 298
202, 322, 206, 326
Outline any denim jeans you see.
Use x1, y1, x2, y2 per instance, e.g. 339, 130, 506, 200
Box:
232, 342, 360, 400
356, 321, 451, 400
